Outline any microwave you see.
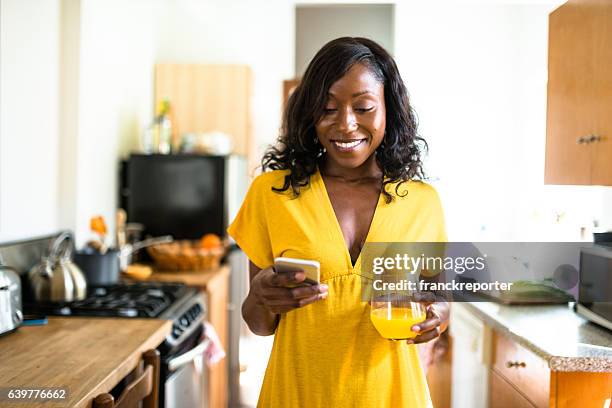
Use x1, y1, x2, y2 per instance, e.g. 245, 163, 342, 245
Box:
119, 154, 247, 239
576, 245, 612, 331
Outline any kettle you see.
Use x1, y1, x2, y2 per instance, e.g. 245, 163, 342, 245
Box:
29, 232, 87, 302
0, 264, 23, 336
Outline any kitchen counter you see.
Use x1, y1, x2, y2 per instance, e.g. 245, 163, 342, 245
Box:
463, 302, 612, 372
0, 317, 171, 408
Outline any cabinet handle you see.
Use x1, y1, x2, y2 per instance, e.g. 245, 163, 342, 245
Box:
588, 134, 599, 143
578, 134, 603, 144
506, 361, 526, 368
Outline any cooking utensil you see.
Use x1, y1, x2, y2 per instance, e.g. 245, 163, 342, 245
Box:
73, 248, 121, 285
119, 236, 173, 272
28, 232, 87, 302
0, 264, 23, 336
116, 209, 127, 249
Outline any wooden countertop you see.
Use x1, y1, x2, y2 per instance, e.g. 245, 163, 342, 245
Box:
0, 317, 171, 408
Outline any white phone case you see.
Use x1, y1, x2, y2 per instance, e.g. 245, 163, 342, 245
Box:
273, 257, 321, 286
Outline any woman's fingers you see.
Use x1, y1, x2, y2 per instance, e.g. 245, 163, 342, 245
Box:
265, 293, 327, 313
407, 307, 441, 344
290, 284, 328, 298
266, 270, 307, 287
411, 308, 441, 334
260, 284, 327, 301
408, 326, 441, 344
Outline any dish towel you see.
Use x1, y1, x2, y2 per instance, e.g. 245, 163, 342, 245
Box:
203, 321, 226, 366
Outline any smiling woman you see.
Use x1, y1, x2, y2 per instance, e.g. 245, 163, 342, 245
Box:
263, 37, 426, 203
228, 37, 447, 408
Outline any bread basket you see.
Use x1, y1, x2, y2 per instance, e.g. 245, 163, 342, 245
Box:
147, 240, 226, 271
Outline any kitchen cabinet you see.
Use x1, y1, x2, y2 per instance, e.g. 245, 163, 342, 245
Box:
490, 330, 612, 408
449, 304, 491, 408
490, 330, 549, 408
544, 0, 612, 185
425, 332, 452, 408
154, 64, 253, 162
144, 265, 230, 408
283, 78, 300, 108
451, 303, 612, 408
489, 369, 536, 408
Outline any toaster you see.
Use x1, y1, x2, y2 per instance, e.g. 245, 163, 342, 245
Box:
0, 264, 23, 336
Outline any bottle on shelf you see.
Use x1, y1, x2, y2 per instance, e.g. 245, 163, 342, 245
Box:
154, 99, 173, 154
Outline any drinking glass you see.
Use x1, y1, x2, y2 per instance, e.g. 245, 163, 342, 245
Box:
370, 293, 426, 340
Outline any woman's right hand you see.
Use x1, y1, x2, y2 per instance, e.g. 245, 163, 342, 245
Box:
250, 266, 329, 314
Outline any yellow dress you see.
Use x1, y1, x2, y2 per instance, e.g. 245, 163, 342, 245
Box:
227, 169, 446, 408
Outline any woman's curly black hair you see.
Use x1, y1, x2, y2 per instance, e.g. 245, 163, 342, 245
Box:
262, 36, 427, 203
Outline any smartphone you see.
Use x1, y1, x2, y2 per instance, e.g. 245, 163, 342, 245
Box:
273, 257, 320, 287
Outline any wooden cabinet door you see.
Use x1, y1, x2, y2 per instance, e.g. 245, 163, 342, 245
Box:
588, 2, 612, 185
545, 0, 612, 185
489, 369, 536, 408
492, 331, 549, 408
154, 64, 253, 159
551, 371, 612, 408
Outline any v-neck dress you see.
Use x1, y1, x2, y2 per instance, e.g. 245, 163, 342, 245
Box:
227, 169, 447, 408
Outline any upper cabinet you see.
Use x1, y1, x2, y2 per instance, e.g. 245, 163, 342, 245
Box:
545, 0, 612, 185
154, 64, 253, 160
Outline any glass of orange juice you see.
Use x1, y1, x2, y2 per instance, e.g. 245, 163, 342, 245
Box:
370, 293, 426, 340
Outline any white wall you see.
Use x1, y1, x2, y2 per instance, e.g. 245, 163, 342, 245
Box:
295, 4, 394, 76
154, 0, 295, 171
394, 0, 612, 241
0, 0, 60, 241
68, 0, 156, 245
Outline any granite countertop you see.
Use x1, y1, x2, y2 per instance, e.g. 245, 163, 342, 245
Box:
462, 302, 612, 372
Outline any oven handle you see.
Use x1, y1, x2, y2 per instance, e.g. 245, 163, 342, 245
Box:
168, 338, 211, 372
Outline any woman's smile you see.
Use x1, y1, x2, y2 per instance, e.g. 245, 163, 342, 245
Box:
329, 138, 368, 152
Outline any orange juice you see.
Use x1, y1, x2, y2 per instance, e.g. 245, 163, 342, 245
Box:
370, 307, 426, 339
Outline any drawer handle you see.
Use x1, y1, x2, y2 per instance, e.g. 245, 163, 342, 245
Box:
506, 361, 526, 368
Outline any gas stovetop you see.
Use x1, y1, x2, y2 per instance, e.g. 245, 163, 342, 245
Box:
25, 281, 207, 348
25, 282, 193, 318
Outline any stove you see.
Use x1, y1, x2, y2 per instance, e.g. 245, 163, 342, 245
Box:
24, 281, 206, 348
26, 282, 189, 318
2, 234, 210, 407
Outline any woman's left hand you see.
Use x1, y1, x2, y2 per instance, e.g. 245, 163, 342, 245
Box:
407, 302, 449, 344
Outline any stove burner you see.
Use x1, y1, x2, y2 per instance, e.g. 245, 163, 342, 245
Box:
25, 282, 188, 318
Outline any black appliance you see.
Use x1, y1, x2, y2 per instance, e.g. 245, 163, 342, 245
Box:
120, 154, 247, 239
576, 245, 612, 331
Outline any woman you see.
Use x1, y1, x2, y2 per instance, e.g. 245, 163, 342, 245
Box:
228, 37, 448, 408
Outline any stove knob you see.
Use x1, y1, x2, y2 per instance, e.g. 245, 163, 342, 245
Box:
180, 317, 189, 327
172, 326, 183, 338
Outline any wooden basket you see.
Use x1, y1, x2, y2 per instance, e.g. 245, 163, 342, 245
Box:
146, 240, 225, 271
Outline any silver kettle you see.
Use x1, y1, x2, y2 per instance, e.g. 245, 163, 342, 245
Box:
29, 232, 87, 302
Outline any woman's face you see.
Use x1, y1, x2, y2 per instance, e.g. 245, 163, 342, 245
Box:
315, 63, 386, 170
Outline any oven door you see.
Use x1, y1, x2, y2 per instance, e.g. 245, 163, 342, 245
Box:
161, 326, 210, 408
